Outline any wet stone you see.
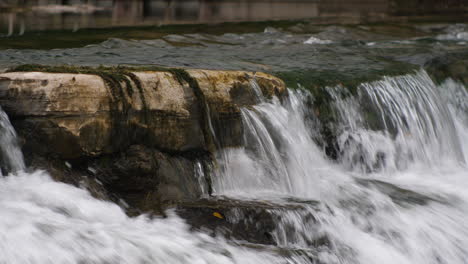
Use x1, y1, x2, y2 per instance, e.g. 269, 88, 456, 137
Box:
175, 197, 326, 247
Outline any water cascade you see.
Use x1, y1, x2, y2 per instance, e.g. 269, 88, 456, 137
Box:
0, 106, 25, 174
213, 69, 468, 263
1, 69, 468, 263
0, 109, 285, 263
335, 70, 465, 172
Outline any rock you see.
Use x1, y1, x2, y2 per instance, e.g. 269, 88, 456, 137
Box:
175, 197, 324, 246
0, 67, 286, 212
425, 51, 468, 85
0, 69, 286, 157
91, 144, 211, 213
187, 69, 286, 147
0, 71, 203, 158
27, 153, 111, 201
355, 179, 448, 206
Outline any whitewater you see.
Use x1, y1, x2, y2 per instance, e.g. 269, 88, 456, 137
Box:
1, 69, 467, 264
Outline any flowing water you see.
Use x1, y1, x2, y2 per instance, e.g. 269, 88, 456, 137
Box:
0, 106, 24, 174
0, 110, 284, 263
213, 69, 468, 263
0, 63, 468, 263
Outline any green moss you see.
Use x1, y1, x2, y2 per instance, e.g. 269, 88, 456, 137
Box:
7, 64, 175, 74
165, 68, 217, 196
274, 62, 418, 122
168, 68, 217, 150
275, 63, 418, 94
275, 62, 417, 118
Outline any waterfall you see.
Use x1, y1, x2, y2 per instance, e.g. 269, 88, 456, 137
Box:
213, 89, 334, 199
333, 70, 465, 172
0, 108, 286, 263
0, 106, 25, 174
442, 78, 468, 164
0, 171, 291, 263
213, 70, 468, 264
1, 69, 468, 263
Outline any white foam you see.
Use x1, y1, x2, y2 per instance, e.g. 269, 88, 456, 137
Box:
0, 171, 282, 264
304, 37, 332, 45
213, 71, 468, 263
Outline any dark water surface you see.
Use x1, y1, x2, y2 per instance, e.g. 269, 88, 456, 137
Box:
0, 22, 466, 85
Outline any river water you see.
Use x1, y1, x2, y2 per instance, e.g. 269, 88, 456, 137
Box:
213, 71, 468, 263
0, 22, 468, 264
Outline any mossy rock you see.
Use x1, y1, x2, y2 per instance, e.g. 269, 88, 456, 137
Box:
425, 51, 468, 86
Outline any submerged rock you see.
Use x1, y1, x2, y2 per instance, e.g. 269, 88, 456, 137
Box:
355, 179, 451, 207
425, 51, 468, 86
176, 196, 325, 247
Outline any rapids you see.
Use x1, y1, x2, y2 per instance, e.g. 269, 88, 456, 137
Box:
0, 69, 467, 264
213, 69, 468, 263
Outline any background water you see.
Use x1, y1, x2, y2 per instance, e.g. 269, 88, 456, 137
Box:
0, 22, 467, 76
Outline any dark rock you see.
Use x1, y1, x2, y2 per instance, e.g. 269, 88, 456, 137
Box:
355, 178, 450, 206
91, 145, 211, 213
175, 197, 324, 247
425, 51, 468, 86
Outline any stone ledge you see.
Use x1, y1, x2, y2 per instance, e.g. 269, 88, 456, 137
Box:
0, 68, 286, 158
0, 67, 286, 210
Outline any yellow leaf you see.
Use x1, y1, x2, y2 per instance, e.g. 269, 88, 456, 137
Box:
213, 212, 224, 219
